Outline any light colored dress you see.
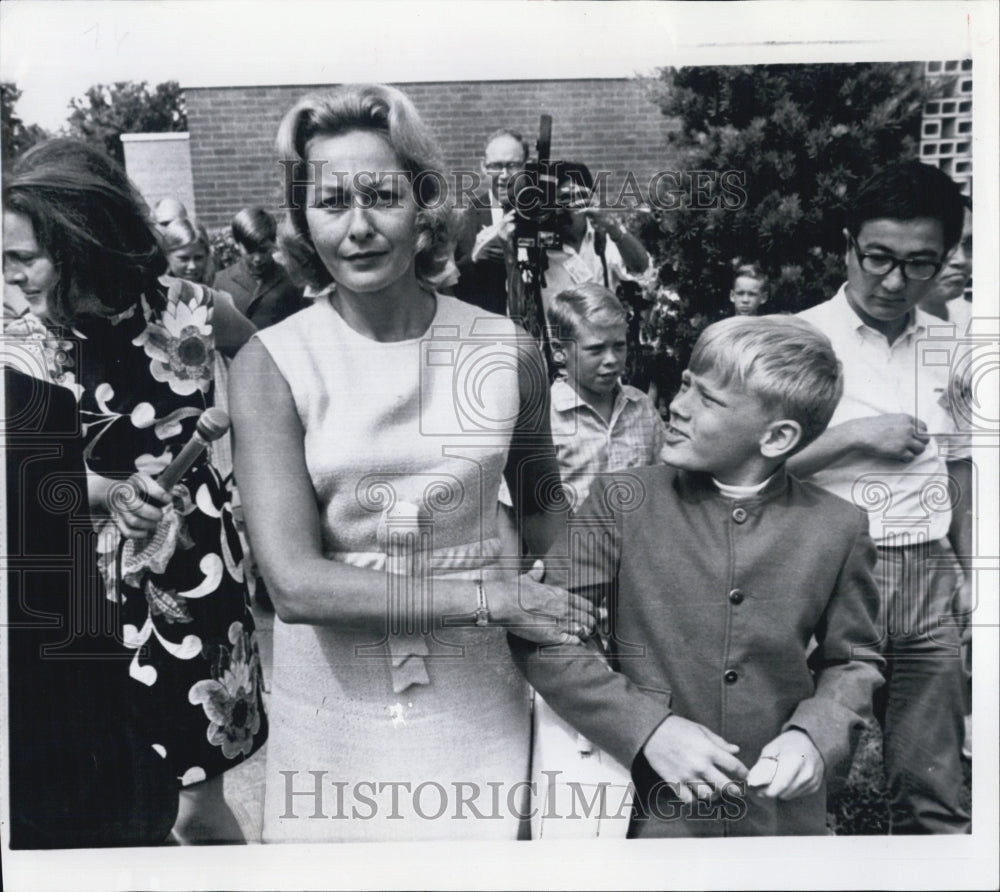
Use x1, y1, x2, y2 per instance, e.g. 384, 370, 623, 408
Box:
256, 294, 532, 842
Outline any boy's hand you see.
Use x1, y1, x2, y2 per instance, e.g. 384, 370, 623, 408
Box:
749, 729, 824, 800
643, 715, 748, 805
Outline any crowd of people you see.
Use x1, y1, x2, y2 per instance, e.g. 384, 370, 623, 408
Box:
2, 81, 976, 846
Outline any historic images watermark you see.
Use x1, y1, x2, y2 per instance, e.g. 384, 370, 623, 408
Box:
275, 770, 749, 823
277, 164, 749, 212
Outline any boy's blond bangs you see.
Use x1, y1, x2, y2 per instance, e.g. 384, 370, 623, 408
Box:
689, 315, 844, 449
548, 282, 628, 341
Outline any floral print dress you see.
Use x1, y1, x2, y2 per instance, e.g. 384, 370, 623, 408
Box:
67, 276, 267, 787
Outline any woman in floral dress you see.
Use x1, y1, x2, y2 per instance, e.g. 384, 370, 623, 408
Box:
3, 139, 267, 844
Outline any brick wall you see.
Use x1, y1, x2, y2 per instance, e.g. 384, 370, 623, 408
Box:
186, 78, 679, 230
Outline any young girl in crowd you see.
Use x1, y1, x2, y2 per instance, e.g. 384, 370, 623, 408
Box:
160, 215, 217, 287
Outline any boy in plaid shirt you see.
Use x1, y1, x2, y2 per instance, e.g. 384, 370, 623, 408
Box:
547, 283, 666, 510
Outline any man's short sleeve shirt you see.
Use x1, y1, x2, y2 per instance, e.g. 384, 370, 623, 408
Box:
797, 284, 958, 543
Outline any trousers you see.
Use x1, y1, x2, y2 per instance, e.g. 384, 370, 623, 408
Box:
872, 539, 970, 834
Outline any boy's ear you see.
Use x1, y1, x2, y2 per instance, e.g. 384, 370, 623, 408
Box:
760, 419, 802, 459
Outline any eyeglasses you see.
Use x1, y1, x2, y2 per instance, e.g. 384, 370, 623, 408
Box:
850, 236, 942, 282
484, 162, 522, 174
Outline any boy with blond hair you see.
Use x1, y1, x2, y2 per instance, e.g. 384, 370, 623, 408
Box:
730, 262, 768, 316
513, 315, 885, 836
547, 282, 666, 510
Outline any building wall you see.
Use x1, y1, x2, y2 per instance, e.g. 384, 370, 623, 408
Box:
920, 59, 973, 197
185, 79, 680, 230
120, 133, 197, 218
920, 59, 972, 301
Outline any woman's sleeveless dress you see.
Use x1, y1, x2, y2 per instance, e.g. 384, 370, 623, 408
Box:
256, 294, 531, 842
73, 277, 267, 787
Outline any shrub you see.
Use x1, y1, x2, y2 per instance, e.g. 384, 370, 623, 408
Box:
635, 62, 943, 400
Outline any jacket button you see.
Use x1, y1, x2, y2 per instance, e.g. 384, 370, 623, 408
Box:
729, 589, 744, 604
732, 507, 748, 523
724, 669, 739, 684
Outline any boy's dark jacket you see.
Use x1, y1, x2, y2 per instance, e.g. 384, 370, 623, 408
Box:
512, 464, 884, 837
214, 258, 306, 329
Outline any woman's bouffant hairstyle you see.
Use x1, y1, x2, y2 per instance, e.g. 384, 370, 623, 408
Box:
275, 84, 456, 291
3, 139, 165, 327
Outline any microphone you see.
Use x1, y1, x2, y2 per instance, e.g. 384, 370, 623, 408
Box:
117, 407, 230, 575
156, 407, 230, 492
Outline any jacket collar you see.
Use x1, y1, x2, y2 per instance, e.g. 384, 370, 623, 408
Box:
676, 464, 791, 506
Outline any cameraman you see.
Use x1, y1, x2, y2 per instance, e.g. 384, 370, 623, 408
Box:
535, 161, 653, 317
453, 128, 529, 316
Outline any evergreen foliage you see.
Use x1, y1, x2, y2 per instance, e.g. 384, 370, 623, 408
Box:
633, 63, 941, 398
67, 81, 187, 165
1, 82, 49, 167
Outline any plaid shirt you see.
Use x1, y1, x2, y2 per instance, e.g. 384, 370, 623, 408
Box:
550, 378, 667, 511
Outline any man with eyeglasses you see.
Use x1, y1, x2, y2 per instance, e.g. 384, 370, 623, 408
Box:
453, 129, 528, 315
792, 161, 970, 835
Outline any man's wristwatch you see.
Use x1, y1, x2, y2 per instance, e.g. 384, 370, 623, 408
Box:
474, 579, 490, 627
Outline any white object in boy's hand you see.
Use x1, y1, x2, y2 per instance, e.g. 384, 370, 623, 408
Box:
746, 756, 779, 788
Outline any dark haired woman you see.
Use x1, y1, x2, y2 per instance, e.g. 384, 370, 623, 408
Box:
3, 139, 267, 843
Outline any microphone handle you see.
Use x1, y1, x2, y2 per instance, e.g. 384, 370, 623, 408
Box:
157, 432, 210, 492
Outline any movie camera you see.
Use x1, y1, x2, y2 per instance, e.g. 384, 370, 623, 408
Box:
504, 115, 564, 372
